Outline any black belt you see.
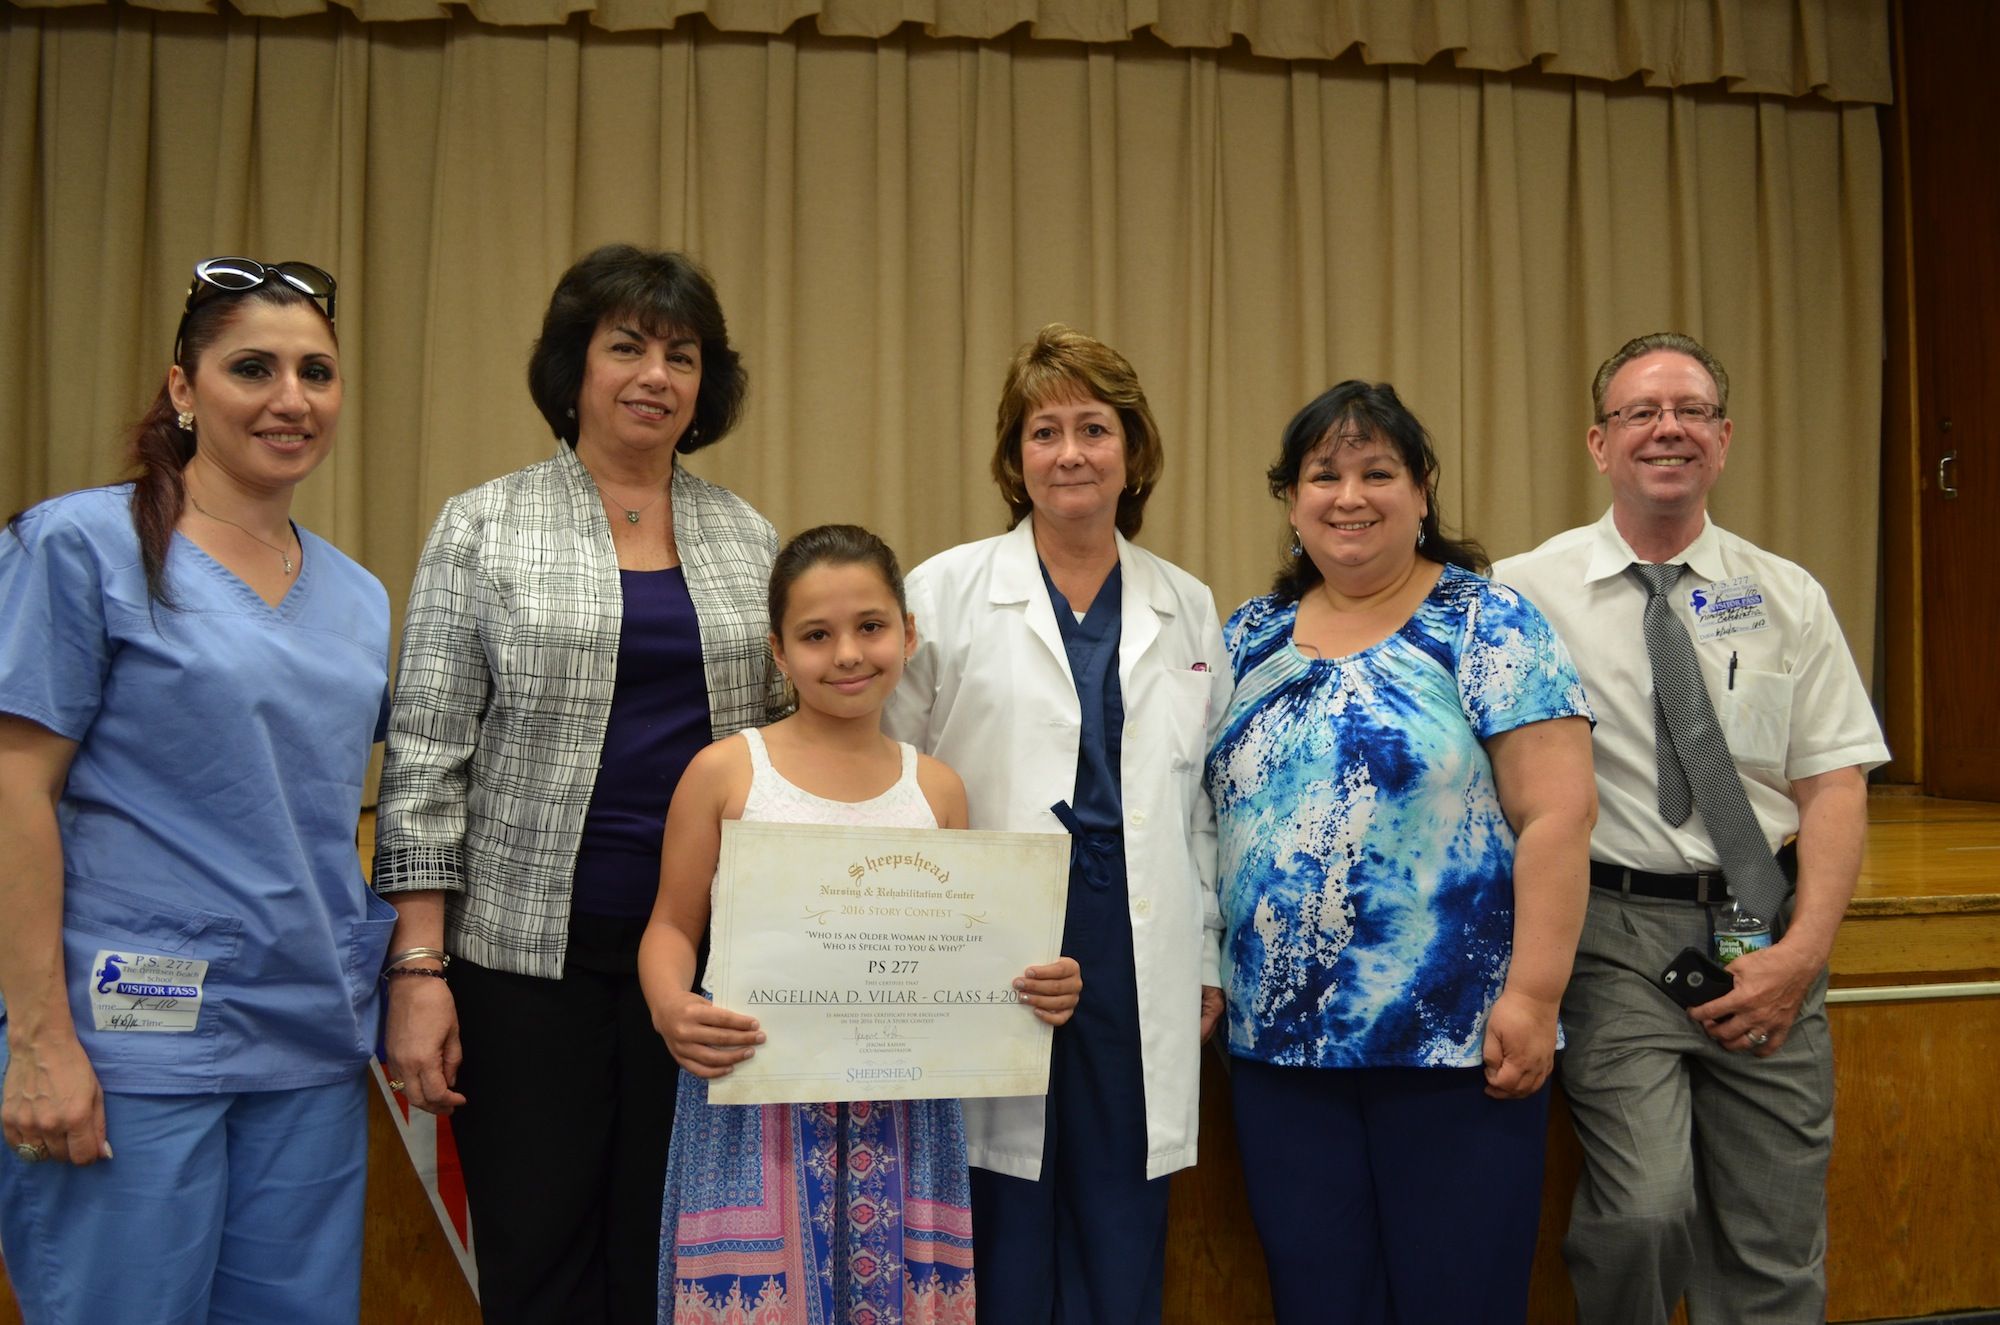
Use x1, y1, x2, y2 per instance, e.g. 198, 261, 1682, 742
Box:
1589, 842, 1798, 905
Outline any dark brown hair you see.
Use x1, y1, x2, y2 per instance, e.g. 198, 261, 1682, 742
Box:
767, 524, 907, 635
526, 245, 745, 452
1265, 381, 1487, 600
131, 279, 337, 604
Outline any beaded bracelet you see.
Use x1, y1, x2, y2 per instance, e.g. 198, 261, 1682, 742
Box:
383, 967, 448, 982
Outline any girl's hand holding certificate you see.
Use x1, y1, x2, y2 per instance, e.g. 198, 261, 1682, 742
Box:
652, 992, 765, 1080
1015, 958, 1083, 1026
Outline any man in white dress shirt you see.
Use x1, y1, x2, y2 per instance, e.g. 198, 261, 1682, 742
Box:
1494, 332, 1888, 1324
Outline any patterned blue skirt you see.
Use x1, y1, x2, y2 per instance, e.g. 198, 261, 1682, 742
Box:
659, 1070, 976, 1325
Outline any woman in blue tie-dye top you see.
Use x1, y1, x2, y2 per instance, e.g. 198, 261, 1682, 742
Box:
1204, 381, 1596, 1325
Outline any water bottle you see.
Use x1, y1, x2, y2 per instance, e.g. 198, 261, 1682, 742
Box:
1712, 896, 1773, 965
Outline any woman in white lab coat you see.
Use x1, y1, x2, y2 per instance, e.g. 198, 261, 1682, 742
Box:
884, 324, 1230, 1325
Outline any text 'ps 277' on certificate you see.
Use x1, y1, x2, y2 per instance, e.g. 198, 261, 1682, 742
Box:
705, 820, 1070, 1106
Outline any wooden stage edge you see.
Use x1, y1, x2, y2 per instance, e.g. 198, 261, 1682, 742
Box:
1831, 792, 2000, 985
4, 793, 1996, 1325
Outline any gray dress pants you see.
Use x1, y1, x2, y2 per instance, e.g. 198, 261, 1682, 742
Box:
1560, 886, 1834, 1325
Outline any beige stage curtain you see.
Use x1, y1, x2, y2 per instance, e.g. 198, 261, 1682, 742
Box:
3, 0, 1893, 104
0, 6, 1884, 672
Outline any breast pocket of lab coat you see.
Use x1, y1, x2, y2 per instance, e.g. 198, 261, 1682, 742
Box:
1155, 670, 1216, 775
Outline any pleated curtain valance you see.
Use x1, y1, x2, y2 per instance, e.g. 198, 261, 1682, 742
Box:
2, 0, 1891, 101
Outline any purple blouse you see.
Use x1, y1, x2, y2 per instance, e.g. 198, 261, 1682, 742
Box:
571, 567, 714, 917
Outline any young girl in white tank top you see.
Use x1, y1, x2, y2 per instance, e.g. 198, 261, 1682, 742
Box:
639, 524, 1082, 1324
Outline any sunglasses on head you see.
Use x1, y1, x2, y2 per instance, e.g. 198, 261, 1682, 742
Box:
173, 258, 337, 362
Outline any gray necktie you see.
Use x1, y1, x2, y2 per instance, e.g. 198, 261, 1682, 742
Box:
1632, 562, 1791, 923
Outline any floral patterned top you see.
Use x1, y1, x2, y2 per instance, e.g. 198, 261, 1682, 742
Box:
1204, 566, 1591, 1068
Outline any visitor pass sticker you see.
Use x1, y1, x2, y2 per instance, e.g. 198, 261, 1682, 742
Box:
87, 950, 208, 1032
1689, 576, 1771, 642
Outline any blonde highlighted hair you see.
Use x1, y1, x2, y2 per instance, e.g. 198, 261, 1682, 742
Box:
989, 324, 1165, 538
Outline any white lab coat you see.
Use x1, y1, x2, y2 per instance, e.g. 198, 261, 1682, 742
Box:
884, 518, 1232, 1180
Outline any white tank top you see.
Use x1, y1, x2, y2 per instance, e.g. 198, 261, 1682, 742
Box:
736, 726, 938, 830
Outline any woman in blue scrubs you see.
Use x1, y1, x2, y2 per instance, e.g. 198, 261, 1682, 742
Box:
0, 259, 392, 1321
886, 326, 1232, 1325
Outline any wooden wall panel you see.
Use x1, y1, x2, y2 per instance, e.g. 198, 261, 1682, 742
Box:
1823, 997, 2000, 1318
1163, 1050, 1271, 1319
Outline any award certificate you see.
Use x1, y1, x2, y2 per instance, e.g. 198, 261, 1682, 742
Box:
705, 820, 1070, 1105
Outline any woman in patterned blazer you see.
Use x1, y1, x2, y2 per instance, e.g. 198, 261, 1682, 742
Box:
372, 245, 784, 1324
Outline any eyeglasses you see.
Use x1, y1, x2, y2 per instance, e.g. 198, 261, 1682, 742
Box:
1602, 402, 1725, 430
174, 258, 337, 361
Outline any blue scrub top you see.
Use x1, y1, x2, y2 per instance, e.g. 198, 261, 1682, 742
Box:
1042, 561, 1124, 874
0, 486, 394, 1093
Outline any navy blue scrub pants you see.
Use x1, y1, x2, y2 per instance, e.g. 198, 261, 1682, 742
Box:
970, 838, 1171, 1325
1231, 1058, 1551, 1325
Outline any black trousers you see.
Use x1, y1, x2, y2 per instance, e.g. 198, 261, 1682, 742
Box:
448, 916, 678, 1325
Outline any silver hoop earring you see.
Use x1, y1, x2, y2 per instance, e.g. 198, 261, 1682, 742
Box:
176, 411, 196, 432
1417, 527, 1428, 549
1289, 530, 1303, 558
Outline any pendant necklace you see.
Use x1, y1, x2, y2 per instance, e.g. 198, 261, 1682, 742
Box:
188, 493, 295, 574
600, 485, 668, 525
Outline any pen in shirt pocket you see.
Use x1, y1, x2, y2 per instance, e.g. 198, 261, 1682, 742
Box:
1728, 651, 1738, 691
